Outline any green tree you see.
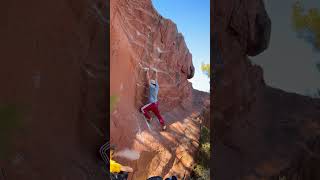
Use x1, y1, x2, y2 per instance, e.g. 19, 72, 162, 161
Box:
201, 63, 210, 78
292, 1, 320, 49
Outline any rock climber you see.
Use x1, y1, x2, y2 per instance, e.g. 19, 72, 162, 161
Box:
110, 146, 133, 180
141, 68, 167, 131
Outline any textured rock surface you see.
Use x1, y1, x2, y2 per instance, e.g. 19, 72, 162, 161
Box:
0, 0, 108, 179
111, 0, 195, 112
110, 0, 208, 179
213, 0, 320, 179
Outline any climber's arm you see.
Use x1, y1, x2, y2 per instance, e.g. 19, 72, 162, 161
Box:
146, 68, 150, 83
155, 70, 159, 87
151, 68, 158, 82
155, 69, 158, 81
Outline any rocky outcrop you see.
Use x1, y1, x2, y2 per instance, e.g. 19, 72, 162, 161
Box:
0, 0, 108, 179
110, 0, 208, 179
213, 0, 320, 179
110, 0, 195, 112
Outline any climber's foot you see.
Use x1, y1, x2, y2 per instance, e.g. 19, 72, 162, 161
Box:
161, 125, 166, 131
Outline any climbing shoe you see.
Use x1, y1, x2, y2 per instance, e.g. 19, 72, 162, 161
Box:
162, 125, 166, 131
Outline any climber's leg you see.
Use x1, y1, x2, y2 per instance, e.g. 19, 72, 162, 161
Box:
151, 102, 165, 126
141, 103, 154, 120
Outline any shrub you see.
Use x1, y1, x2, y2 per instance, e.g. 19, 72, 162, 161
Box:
0, 104, 23, 158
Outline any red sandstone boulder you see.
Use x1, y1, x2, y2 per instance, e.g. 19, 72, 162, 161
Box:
110, 0, 208, 179
213, 0, 320, 179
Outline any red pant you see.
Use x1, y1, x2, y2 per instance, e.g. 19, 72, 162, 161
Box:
141, 102, 165, 125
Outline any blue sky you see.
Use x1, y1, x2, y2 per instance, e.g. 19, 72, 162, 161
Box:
252, 0, 320, 96
151, 0, 210, 92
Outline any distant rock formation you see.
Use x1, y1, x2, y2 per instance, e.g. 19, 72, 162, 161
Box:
213, 0, 320, 179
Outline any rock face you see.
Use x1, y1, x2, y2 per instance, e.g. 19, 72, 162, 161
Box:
0, 0, 108, 179
213, 0, 320, 179
110, 0, 195, 113
110, 0, 208, 179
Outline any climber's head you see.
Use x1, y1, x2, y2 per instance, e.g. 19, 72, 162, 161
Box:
150, 79, 156, 86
